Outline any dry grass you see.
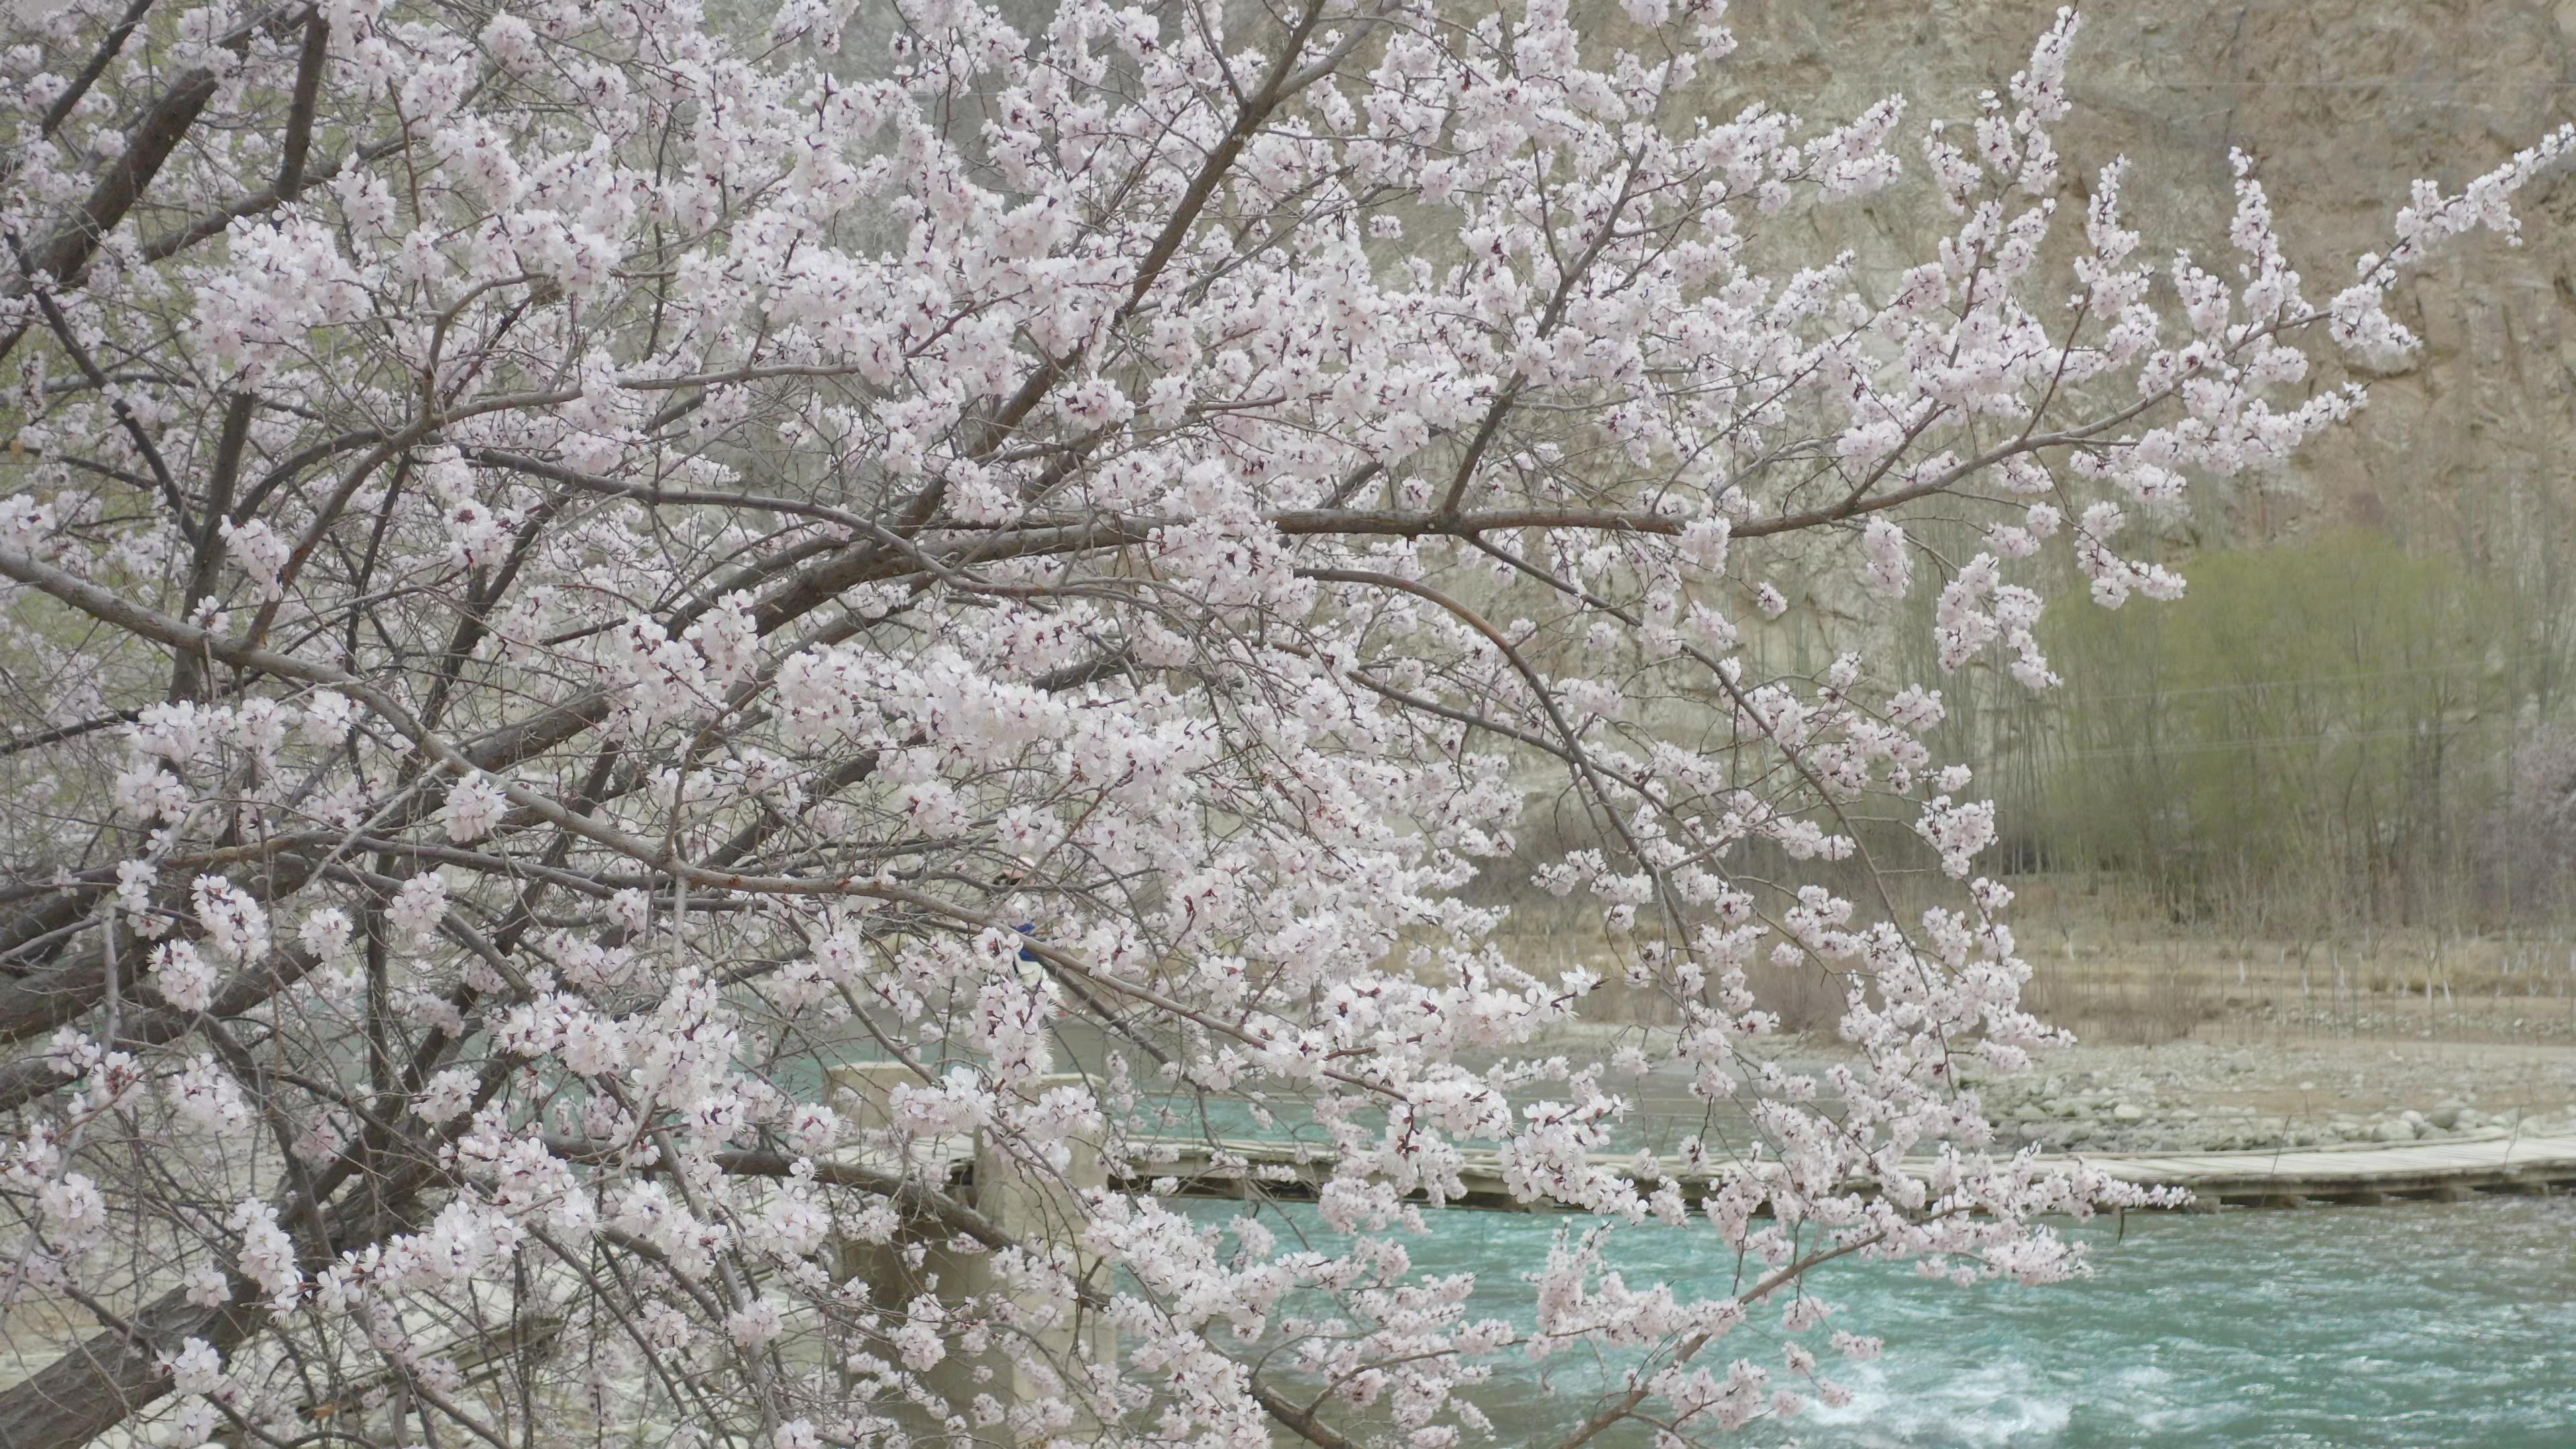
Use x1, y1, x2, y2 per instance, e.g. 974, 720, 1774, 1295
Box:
1473, 873, 2576, 1046
2021, 920, 2576, 1045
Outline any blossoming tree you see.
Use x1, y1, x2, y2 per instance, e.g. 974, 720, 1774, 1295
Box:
0, 0, 2559, 1443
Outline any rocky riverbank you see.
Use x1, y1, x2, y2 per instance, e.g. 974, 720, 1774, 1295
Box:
1964, 1039, 2576, 1155
1527, 1024, 2576, 1158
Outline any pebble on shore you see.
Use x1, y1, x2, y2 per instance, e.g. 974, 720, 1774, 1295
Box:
1974, 1063, 2576, 1155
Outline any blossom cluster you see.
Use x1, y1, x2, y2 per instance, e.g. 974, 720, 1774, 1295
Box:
0, 0, 2553, 1445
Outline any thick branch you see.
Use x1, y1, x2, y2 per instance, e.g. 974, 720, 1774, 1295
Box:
36, 0, 160, 140
0, 1284, 263, 1449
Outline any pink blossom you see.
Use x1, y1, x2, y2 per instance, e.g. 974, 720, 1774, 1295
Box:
0, 2, 2555, 1444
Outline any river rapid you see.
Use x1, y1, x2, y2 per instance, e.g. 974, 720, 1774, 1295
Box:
1197, 1195, 2576, 1448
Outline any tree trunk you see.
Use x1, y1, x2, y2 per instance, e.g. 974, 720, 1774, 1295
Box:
0, 1286, 263, 1449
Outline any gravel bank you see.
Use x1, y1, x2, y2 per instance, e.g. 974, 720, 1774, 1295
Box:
1964, 1038, 2576, 1154
1525, 1024, 2576, 1156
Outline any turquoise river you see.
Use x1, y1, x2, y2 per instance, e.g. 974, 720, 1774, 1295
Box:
1193, 1195, 2576, 1447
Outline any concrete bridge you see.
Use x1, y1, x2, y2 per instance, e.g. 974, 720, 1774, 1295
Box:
1106, 1128, 2576, 1212
823, 1067, 2576, 1218
824, 1067, 2576, 1216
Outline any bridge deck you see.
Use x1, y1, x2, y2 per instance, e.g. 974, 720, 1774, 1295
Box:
1103, 1128, 2576, 1211
2086, 1130, 2576, 1207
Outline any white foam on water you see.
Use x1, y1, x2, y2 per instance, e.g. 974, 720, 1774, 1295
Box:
1794, 1360, 2078, 1447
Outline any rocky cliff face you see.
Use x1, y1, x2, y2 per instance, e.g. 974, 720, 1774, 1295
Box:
1713, 0, 2576, 554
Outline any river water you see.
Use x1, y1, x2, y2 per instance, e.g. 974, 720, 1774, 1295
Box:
1203, 1195, 2576, 1447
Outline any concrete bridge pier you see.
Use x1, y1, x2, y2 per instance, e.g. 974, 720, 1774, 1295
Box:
828, 1065, 1113, 1441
